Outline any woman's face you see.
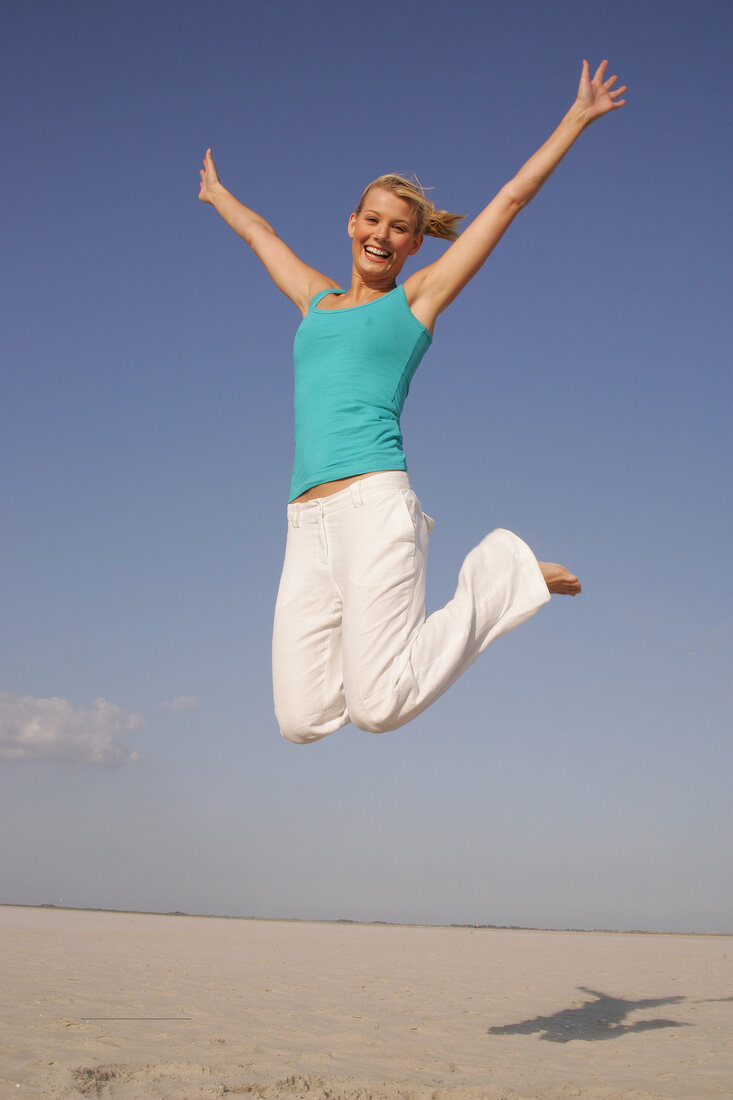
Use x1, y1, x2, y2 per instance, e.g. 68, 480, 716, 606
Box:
348, 187, 423, 283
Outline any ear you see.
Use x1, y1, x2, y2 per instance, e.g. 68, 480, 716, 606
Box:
348, 212, 357, 239
408, 233, 424, 256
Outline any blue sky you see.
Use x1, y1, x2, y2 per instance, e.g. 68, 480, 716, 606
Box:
2, 0, 731, 933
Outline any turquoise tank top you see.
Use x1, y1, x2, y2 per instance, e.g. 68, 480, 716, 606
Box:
289, 286, 432, 501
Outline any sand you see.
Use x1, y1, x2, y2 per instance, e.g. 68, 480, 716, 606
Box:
1, 905, 730, 1099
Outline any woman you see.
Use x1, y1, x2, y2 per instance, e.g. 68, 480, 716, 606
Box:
199, 60, 626, 744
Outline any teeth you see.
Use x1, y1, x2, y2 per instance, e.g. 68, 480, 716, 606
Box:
365, 246, 389, 257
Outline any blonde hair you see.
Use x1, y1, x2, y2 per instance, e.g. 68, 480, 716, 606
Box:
355, 174, 463, 242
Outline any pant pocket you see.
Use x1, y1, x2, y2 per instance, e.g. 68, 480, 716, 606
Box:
407, 489, 434, 535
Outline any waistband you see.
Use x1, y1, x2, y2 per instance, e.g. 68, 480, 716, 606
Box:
287, 471, 411, 527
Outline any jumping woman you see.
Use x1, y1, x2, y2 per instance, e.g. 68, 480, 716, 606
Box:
199, 60, 626, 744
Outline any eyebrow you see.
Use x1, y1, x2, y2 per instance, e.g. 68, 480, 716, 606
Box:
362, 208, 411, 225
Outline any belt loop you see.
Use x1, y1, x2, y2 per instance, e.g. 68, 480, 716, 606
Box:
292, 503, 300, 528
350, 480, 364, 508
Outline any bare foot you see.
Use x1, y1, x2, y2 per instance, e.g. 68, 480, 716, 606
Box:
539, 561, 582, 596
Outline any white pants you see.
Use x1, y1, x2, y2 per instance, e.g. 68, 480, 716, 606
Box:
272, 472, 550, 743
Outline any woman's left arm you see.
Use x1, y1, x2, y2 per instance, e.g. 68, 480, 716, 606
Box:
406, 60, 626, 332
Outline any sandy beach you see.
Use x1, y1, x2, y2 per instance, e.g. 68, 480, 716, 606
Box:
1, 905, 730, 1099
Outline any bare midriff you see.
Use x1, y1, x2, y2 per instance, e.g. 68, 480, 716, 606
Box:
292, 470, 387, 503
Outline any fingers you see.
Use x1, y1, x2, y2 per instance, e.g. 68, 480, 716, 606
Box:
205, 148, 219, 178
592, 59, 625, 92
579, 59, 627, 110
199, 149, 215, 200
200, 149, 219, 187
605, 79, 627, 109
593, 59, 609, 83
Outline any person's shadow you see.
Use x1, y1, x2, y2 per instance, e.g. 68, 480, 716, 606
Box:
487, 986, 689, 1043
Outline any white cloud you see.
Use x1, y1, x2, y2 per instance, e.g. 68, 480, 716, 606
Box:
0, 692, 143, 766
163, 695, 200, 712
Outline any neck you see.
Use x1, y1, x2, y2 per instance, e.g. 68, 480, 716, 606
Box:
342, 272, 397, 306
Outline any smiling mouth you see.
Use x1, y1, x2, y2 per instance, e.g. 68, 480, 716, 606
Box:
364, 245, 390, 259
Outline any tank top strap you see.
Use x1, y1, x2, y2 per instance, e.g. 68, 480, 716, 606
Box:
309, 288, 346, 309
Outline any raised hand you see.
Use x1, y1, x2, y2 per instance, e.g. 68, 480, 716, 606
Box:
575, 59, 626, 125
198, 148, 221, 204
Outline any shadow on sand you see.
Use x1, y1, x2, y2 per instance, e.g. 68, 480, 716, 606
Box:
487, 986, 689, 1043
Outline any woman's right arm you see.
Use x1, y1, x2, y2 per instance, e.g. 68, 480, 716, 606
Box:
198, 149, 337, 315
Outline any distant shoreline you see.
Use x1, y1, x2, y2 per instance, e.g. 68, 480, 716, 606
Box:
1, 902, 729, 937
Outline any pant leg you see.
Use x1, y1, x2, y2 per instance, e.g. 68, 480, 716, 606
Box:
272, 505, 349, 744
339, 482, 551, 733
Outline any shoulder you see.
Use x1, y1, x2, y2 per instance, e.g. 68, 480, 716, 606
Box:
400, 266, 439, 335
300, 276, 342, 316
